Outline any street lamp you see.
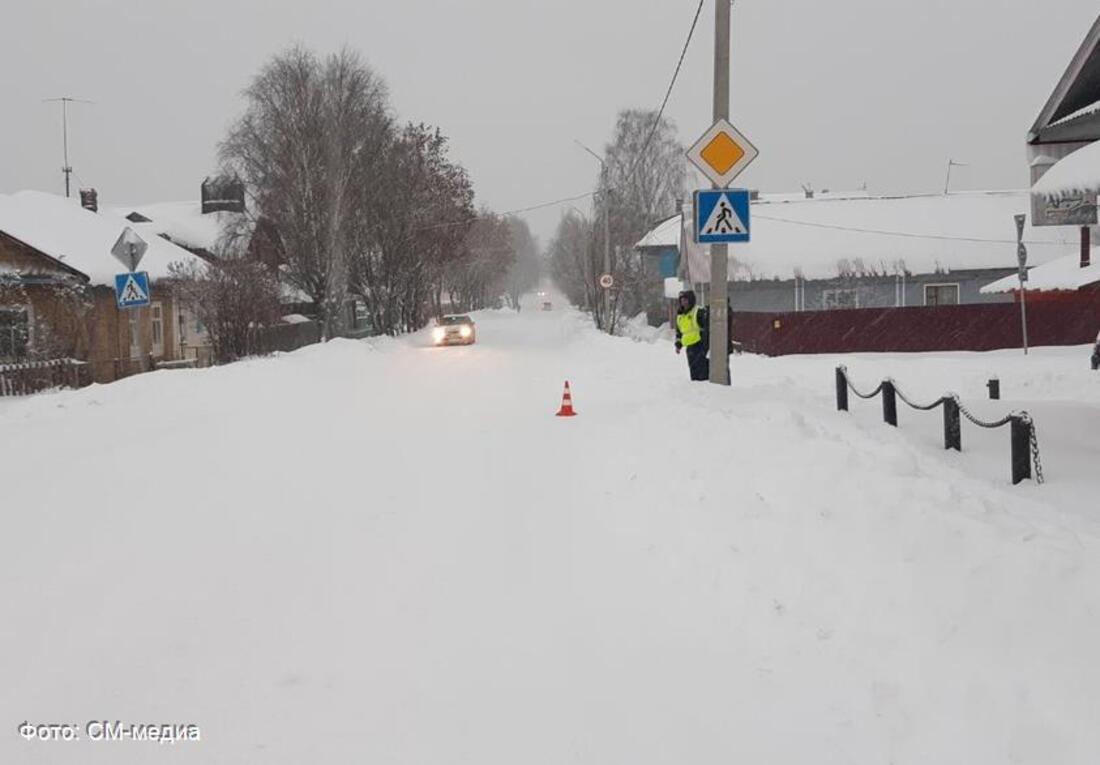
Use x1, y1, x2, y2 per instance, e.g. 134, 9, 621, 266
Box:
574, 140, 613, 332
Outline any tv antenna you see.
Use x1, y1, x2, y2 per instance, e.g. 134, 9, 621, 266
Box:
943, 158, 969, 195
43, 97, 94, 198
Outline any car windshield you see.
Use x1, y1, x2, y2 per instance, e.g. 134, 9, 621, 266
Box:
439, 316, 472, 325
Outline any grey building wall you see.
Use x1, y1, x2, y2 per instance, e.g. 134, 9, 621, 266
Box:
727, 268, 1018, 313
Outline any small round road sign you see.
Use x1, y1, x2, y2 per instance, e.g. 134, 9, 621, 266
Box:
599, 273, 614, 289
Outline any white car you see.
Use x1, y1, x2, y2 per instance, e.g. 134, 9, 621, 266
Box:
432, 315, 476, 346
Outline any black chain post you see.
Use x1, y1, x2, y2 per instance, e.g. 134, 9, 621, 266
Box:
1011, 416, 1033, 485
943, 398, 961, 451
882, 381, 898, 427
836, 367, 848, 412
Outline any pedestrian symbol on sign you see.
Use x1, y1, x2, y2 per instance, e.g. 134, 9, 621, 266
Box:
121, 277, 147, 303
693, 189, 751, 244
114, 271, 152, 309
702, 195, 746, 236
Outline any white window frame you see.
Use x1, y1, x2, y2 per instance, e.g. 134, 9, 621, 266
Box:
151, 301, 164, 357
128, 310, 142, 360
923, 282, 961, 307
821, 288, 861, 310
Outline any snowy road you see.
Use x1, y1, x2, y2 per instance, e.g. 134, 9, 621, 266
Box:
3, 306, 1100, 764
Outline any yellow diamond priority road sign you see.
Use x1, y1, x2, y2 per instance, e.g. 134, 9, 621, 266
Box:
686, 118, 759, 188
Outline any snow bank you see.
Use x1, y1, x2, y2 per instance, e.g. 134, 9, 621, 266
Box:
619, 313, 673, 344
3, 307, 1099, 764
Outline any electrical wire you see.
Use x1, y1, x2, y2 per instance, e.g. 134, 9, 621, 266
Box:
618, 0, 707, 189
414, 0, 709, 233
752, 212, 1074, 247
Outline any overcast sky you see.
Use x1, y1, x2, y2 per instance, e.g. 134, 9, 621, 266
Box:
1, 0, 1097, 244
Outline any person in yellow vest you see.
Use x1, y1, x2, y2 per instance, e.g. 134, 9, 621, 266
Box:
674, 290, 710, 381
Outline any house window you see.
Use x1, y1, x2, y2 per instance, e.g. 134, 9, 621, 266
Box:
0, 306, 30, 360
151, 302, 164, 356
822, 289, 860, 310
924, 283, 960, 307
128, 311, 142, 359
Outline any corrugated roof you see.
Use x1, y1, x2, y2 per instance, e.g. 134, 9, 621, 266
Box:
636, 191, 1079, 281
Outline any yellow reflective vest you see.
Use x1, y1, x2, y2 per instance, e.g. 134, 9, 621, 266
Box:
677, 306, 703, 347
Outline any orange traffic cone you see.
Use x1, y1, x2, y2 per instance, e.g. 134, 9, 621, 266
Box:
556, 381, 577, 417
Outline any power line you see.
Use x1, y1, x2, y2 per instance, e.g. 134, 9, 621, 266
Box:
620, 0, 707, 188
404, 0, 709, 236
752, 212, 1074, 247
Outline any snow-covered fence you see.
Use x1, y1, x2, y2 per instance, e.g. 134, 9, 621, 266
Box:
245, 321, 322, 356
0, 359, 90, 397
836, 366, 1043, 486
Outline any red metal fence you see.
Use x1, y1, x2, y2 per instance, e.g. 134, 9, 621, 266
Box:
733, 292, 1100, 356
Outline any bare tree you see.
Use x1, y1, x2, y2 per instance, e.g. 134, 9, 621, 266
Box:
349, 123, 475, 334
548, 210, 598, 312
600, 109, 686, 327
502, 217, 540, 311
220, 46, 392, 339
169, 259, 282, 363
446, 210, 515, 313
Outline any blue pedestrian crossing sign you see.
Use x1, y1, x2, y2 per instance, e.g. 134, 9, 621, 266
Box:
694, 189, 751, 244
115, 271, 151, 309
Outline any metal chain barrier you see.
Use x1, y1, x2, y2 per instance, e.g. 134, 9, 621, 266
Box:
840, 367, 884, 400
1025, 415, 1046, 485
889, 380, 949, 412
955, 399, 1016, 430
835, 366, 1044, 486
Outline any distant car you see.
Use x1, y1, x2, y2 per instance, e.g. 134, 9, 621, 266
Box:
542, 301, 553, 311
432, 315, 476, 346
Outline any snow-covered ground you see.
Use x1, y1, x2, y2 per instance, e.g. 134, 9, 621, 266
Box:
3, 305, 1099, 764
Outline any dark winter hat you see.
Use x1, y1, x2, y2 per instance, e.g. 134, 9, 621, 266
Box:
678, 290, 697, 308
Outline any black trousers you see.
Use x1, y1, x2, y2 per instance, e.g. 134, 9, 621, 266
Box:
686, 342, 709, 381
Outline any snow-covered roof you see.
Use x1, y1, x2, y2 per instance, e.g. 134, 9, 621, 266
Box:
111, 201, 245, 254
981, 247, 1100, 293
636, 191, 1080, 281
1032, 141, 1100, 196
0, 191, 204, 286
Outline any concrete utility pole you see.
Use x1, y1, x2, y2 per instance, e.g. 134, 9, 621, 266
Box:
709, 0, 731, 385
44, 97, 93, 198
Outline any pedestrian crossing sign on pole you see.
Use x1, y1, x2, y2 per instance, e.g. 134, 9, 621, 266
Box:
694, 189, 751, 244
115, 271, 151, 309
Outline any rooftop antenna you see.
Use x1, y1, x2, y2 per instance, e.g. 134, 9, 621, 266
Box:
943, 158, 969, 195
43, 97, 94, 198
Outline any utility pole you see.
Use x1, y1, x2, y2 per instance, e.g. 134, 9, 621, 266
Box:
601, 167, 612, 332
44, 97, 93, 198
709, 0, 731, 385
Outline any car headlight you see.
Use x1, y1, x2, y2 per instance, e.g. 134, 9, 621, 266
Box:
460, 326, 472, 338
432, 327, 446, 343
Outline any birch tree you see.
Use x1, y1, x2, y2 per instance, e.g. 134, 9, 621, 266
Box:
220, 46, 392, 338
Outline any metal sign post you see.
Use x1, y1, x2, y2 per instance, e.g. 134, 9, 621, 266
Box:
1015, 214, 1029, 356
